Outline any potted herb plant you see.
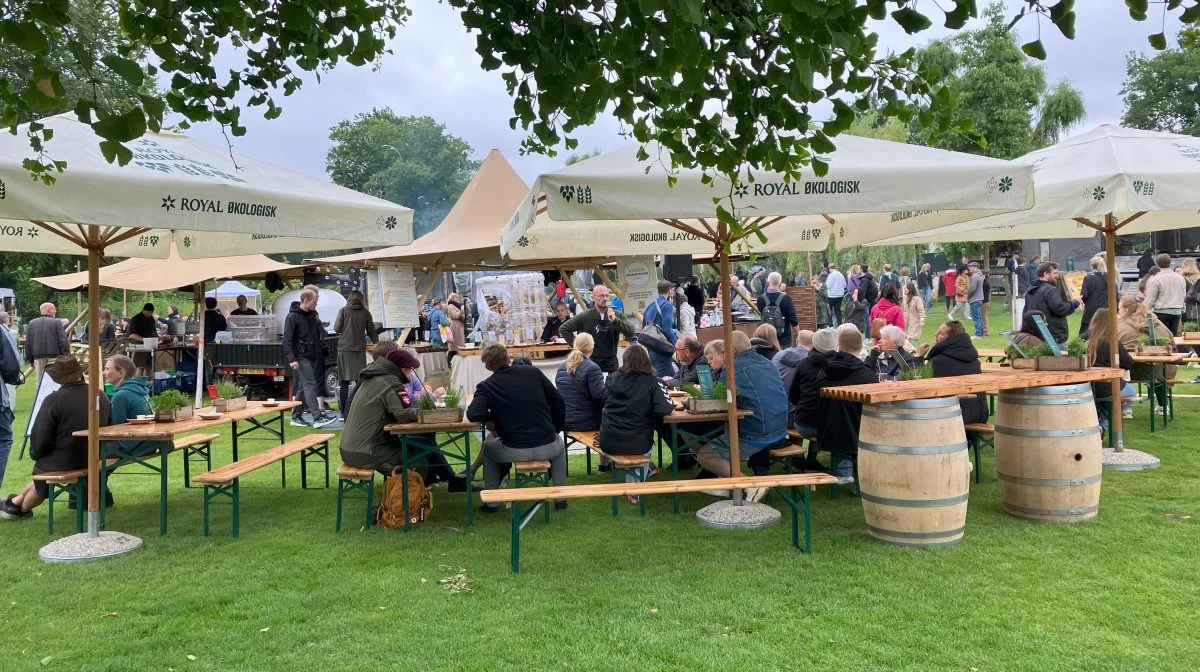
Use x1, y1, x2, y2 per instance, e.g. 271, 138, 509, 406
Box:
1035, 337, 1090, 371
1007, 343, 1044, 370
153, 389, 194, 422
212, 377, 248, 412
681, 381, 729, 414
1181, 322, 1200, 340
417, 389, 465, 424
897, 361, 934, 381
1135, 334, 1173, 357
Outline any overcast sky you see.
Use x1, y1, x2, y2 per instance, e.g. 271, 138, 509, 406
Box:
184, 1, 1181, 187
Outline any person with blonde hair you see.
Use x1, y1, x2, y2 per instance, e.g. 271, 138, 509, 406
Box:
1181, 258, 1200, 324
555, 333, 605, 432
1078, 255, 1113, 339
751, 322, 781, 359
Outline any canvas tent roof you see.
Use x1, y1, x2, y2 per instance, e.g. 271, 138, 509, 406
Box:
34, 244, 309, 291
206, 280, 260, 297
313, 150, 611, 270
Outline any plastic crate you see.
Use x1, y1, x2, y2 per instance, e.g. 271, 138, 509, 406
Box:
153, 377, 181, 394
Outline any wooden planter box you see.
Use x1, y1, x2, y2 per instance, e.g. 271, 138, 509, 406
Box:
418, 407, 464, 424
213, 396, 247, 412
155, 406, 194, 423
1010, 357, 1037, 370
1035, 355, 1090, 371
1183, 331, 1200, 340
1136, 344, 1173, 356
685, 397, 729, 414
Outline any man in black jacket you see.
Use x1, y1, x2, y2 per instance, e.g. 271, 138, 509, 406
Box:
284, 289, 335, 428
1137, 248, 1155, 278
685, 276, 705, 316
664, 335, 707, 388
203, 297, 228, 343
815, 326, 877, 484
467, 344, 568, 511
2, 356, 111, 519
25, 302, 68, 384
1022, 261, 1079, 348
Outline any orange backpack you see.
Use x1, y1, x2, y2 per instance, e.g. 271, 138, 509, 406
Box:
374, 468, 432, 528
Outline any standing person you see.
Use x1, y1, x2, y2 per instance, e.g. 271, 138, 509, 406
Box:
814, 274, 830, 328
1137, 248, 1155, 278
229, 296, 258, 316
1025, 255, 1042, 288
756, 271, 799, 348
445, 292, 468, 361
0, 311, 20, 493
859, 265, 877, 307
1, 356, 111, 520
843, 288, 869, 334
1023, 262, 1079, 348
427, 298, 451, 348
202, 297, 227, 343
468, 344, 568, 512
793, 270, 808, 287
599, 344, 673, 500
847, 264, 862, 294
815, 326, 877, 484
981, 268, 992, 335
685, 275, 706, 317
1145, 253, 1187, 335
903, 280, 926, 349
878, 264, 898, 295
1180, 259, 1200, 325
1078, 256, 1111, 339
333, 290, 378, 420
917, 263, 934, 311
83, 308, 116, 341
674, 289, 696, 338
966, 261, 985, 338
558, 285, 635, 374
825, 263, 846, 326
641, 280, 679, 377
897, 266, 912, 301
869, 284, 905, 330
284, 289, 336, 428
1005, 254, 1023, 300
941, 266, 958, 313
125, 302, 159, 376
25, 302, 69, 384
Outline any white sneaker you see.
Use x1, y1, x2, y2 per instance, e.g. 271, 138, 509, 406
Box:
700, 489, 731, 498
836, 475, 856, 486
744, 487, 769, 503
1122, 409, 1134, 419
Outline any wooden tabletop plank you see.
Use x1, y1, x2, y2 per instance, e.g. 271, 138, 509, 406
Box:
976, 348, 1008, 359
480, 472, 840, 503
72, 400, 300, 440
820, 367, 1124, 404
661, 408, 754, 424
386, 420, 479, 434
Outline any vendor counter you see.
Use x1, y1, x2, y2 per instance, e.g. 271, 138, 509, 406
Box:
696, 320, 761, 344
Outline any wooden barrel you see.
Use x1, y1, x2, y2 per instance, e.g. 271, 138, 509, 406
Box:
858, 396, 970, 547
995, 383, 1102, 523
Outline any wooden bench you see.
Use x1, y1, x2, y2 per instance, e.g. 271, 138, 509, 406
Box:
481, 473, 839, 573
32, 469, 88, 535
511, 460, 554, 522
194, 433, 334, 537
336, 465, 376, 532
964, 423, 995, 485
176, 433, 221, 488
567, 430, 654, 515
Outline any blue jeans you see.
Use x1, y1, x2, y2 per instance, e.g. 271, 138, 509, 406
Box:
969, 301, 983, 336
0, 407, 12, 493
920, 287, 932, 311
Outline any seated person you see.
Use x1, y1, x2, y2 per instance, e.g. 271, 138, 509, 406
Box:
104, 354, 167, 458
921, 320, 988, 425
1087, 308, 1139, 420
788, 327, 837, 438
599, 344, 674, 502
2, 356, 111, 519
665, 335, 708, 388
541, 301, 572, 343
1117, 297, 1172, 405
556, 333, 604, 432
467, 344, 567, 512
864, 325, 918, 380
750, 323, 781, 360
815, 325, 877, 483
773, 329, 813, 391
339, 349, 422, 475
1010, 311, 1046, 354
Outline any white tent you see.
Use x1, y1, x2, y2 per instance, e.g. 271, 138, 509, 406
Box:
501, 138, 1034, 493
860, 125, 1200, 455
206, 280, 260, 298
501, 135, 1033, 259
0, 115, 413, 555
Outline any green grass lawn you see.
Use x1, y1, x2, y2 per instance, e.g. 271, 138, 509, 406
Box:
2, 302, 1199, 671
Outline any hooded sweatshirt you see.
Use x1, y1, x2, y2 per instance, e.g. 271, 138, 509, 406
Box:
334, 295, 378, 352
108, 377, 167, 456
788, 349, 831, 430
925, 332, 988, 425
868, 297, 905, 330
815, 351, 878, 454
339, 357, 419, 467
1022, 279, 1075, 344
599, 370, 673, 455
284, 302, 326, 363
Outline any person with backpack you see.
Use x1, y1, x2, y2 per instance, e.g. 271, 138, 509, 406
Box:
640, 280, 679, 377
878, 264, 898, 295
339, 348, 423, 475
869, 284, 906, 331
755, 272, 798, 347
859, 266, 879, 308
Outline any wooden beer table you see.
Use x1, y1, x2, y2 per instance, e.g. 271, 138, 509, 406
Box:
386, 419, 479, 530
660, 407, 754, 514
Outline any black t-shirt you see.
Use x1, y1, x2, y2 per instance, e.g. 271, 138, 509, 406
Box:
229, 308, 258, 316
127, 313, 158, 338
589, 314, 619, 371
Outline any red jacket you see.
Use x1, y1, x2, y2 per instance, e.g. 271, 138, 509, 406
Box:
869, 298, 905, 330
942, 270, 958, 297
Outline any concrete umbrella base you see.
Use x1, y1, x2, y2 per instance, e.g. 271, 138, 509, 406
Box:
39, 531, 144, 564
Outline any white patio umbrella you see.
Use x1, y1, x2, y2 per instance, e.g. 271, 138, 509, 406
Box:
0, 115, 412, 557
502, 137, 1033, 501
859, 125, 1200, 456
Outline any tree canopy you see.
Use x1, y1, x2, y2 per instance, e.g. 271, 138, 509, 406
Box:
325, 109, 477, 238
909, 3, 1085, 159
1122, 28, 1200, 135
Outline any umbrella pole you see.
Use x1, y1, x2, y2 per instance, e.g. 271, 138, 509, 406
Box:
86, 228, 102, 535
1104, 217, 1123, 451
717, 229, 743, 502
194, 280, 207, 408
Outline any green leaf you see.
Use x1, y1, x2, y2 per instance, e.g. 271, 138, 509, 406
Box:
1148, 32, 1167, 50
101, 55, 145, 87
891, 8, 933, 34
1021, 39, 1047, 60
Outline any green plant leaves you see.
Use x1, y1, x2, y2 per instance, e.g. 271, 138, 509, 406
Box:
1148, 32, 1168, 50
101, 55, 145, 87
1021, 39, 1047, 60
891, 7, 933, 34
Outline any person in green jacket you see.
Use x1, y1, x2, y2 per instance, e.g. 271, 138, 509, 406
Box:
339, 348, 420, 474
104, 355, 168, 459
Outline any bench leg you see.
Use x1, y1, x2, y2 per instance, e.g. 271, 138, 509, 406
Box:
75, 479, 85, 533
202, 481, 239, 537
777, 484, 814, 554
301, 442, 329, 490
336, 479, 344, 532
160, 450, 169, 536
336, 474, 375, 532
610, 466, 619, 518
183, 440, 212, 489
511, 501, 522, 573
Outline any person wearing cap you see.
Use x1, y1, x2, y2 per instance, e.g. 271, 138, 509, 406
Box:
967, 261, 986, 338
788, 327, 838, 443
339, 348, 424, 475
2, 356, 111, 519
